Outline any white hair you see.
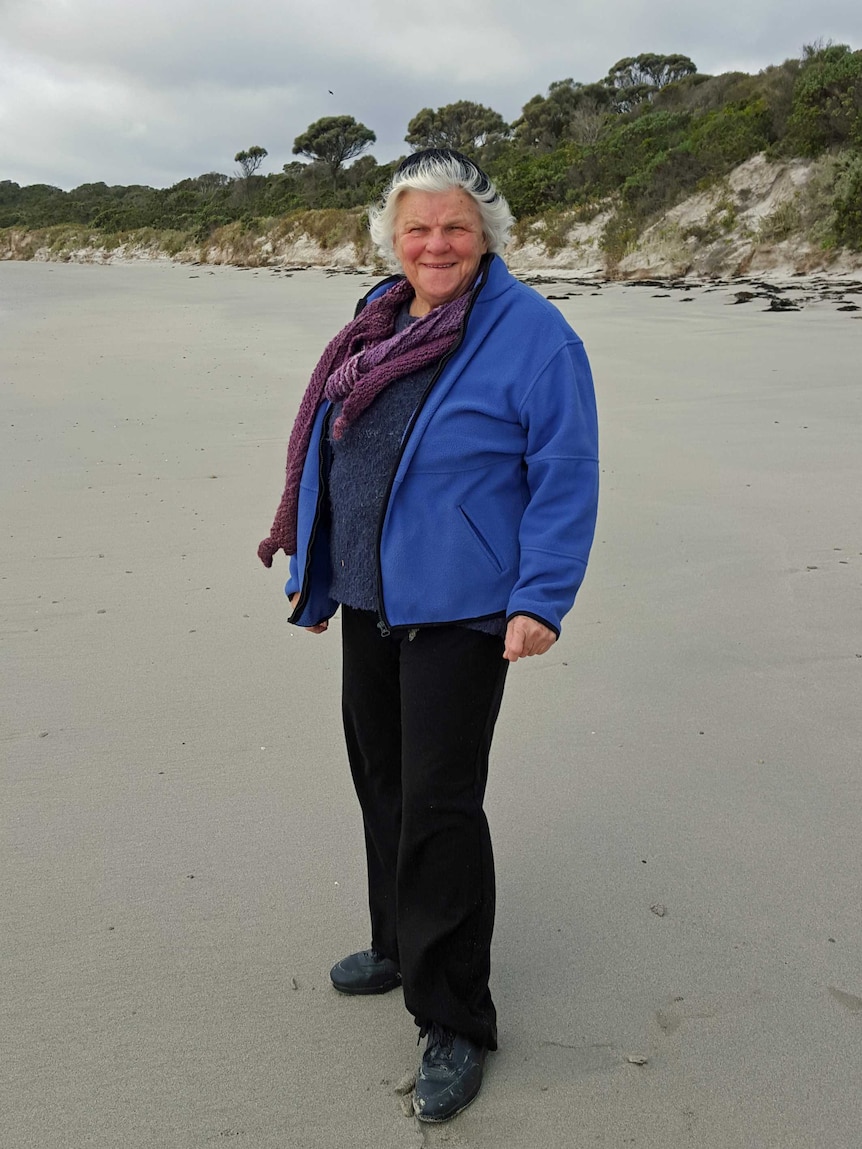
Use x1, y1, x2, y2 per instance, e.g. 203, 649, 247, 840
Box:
368, 149, 514, 268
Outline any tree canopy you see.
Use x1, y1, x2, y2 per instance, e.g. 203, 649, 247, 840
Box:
234, 146, 268, 180
405, 101, 509, 156
514, 80, 612, 151
292, 116, 376, 183
605, 53, 698, 112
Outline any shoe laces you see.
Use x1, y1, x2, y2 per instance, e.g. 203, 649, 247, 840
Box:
418, 1021, 455, 1059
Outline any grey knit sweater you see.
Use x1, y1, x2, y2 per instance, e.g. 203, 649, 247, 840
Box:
328, 307, 505, 637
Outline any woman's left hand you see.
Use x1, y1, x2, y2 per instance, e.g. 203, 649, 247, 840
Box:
289, 592, 329, 634
503, 615, 556, 662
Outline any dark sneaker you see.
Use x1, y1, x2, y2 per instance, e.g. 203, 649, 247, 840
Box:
413, 1022, 486, 1122
329, 949, 401, 995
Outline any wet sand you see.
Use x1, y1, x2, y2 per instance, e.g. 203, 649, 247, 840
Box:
2, 260, 861, 1148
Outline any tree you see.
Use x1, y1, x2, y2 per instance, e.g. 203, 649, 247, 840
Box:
605, 53, 698, 112
405, 101, 509, 156
514, 80, 611, 150
192, 172, 232, 196
292, 116, 376, 184
233, 146, 268, 202
234, 145, 268, 180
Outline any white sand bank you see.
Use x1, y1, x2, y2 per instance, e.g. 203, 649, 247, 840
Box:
2, 261, 861, 1148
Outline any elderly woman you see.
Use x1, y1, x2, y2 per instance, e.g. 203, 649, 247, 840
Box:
258, 148, 598, 1122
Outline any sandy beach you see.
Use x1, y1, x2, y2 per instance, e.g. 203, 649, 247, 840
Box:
2, 259, 861, 1149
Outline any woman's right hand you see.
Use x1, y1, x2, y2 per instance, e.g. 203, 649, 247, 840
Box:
289, 592, 329, 634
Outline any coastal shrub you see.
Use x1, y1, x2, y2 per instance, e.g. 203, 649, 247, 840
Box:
590, 111, 693, 193
647, 71, 712, 112
600, 208, 640, 265
42, 225, 90, 254
688, 100, 773, 169
673, 71, 753, 114
158, 230, 193, 257
511, 201, 605, 256
832, 151, 862, 249
786, 45, 862, 154
620, 145, 704, 218
511, 210, 572, 255
757, 199, 802, 242
682, 193, 741, 245
756, 61, 803, 140
799, 156, 843, 248
674, 63, 798, 141
286, 208, 368, 251
681, 221, 720, 244
0, 183, 71, 229
200, 220, 268, 266
270, 208, 372, 259
490, 147, 582, 217
0, 227, 40, 259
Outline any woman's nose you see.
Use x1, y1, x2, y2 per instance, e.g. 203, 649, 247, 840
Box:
425, 229, 450, 252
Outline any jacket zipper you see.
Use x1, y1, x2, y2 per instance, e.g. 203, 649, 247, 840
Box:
291, 272, 399, 625
373, 256, 492, 636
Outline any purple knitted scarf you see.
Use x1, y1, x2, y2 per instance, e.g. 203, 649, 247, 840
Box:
258, 279, 471, 566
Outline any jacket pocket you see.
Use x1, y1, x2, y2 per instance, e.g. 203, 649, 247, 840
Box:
458, 504, 505, 574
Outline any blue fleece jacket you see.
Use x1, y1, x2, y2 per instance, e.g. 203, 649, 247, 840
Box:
285, 254, 599, 636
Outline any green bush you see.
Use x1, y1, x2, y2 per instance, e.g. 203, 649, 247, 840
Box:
757, 200, 802, 242
490, 147, 581, 217
688, 99, 774, 169
600, 208, 640, 264
620, 145, 704, 216
589, 111, 693, 193
786, 46, 862, 154
832, 151, 862, 248
274, 208, 370, 253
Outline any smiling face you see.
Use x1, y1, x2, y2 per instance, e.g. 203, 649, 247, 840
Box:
392, 188, 488, 316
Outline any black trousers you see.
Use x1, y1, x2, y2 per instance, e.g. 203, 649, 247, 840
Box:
340, 606, 508, 1050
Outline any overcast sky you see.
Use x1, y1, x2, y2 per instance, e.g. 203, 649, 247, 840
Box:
2, 0, 862, 191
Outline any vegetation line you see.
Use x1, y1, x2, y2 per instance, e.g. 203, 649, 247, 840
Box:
2, 45, 861, 267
